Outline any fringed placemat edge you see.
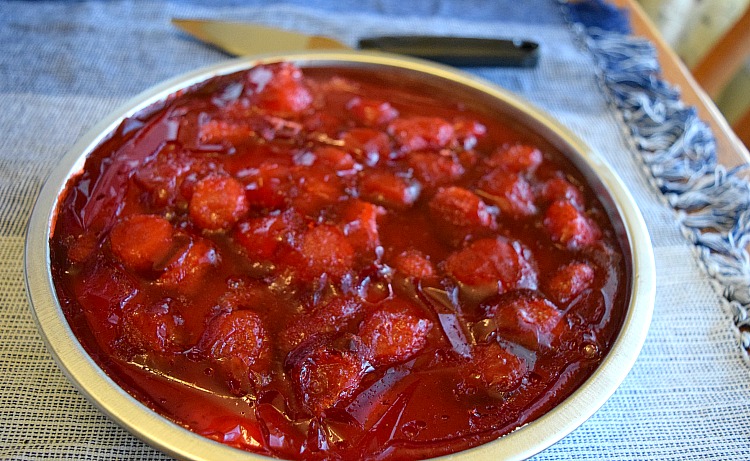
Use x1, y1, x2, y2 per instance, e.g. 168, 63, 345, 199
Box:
560, 0, 750, 361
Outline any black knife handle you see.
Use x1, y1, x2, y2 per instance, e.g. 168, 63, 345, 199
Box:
357, 36, 539, 68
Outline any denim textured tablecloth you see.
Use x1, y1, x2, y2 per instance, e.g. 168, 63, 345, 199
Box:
2, 1, 749, 459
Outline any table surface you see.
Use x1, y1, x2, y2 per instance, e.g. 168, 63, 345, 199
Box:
614, 0, 750, 168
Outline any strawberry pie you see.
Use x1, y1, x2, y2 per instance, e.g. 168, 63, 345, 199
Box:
50, 62, 628, 460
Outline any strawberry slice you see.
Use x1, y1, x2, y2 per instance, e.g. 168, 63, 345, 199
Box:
159, 236, 219, 290
133, 142, 194, 207
295, 224, 356, 280
388, 116, 455, 153
543, 200, 602, 248
339, 128, 391, 166
197, 310, 268, 368
407, 151, 465, 188
109, 214, 174, 272
73, 259, 138, 354
391, 249, 435, 278
358, 299, 433, 367
234, 211, 301, 261
246, 62, 312, 114
346, 97, 399, 126
286, 335, 366, 415
307, 146, 356, 171
120, 298, 186, 354
243, 162, 292, 211
195, 310, 270, 395
545, 261, 596, 304
358, 170, 420, 210
484, 289, 563, 349
477, 170, 537, 218
487, 144, 543, 173
428, 186, 495, 244
199, 119, 254, 146
469, 342, 526, 393
289, 169, 346, 219
539, 177, 584, 208
444, 237, 537, 293
453, 118, 487, 149
189, 175, 249, 231
282, 296, 362, 351
340, 199, 385, 254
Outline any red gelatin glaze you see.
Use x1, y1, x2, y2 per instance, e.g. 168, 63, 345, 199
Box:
50, 62, 628, 460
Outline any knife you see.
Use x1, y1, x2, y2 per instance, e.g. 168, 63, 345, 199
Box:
172, 19, 540, 68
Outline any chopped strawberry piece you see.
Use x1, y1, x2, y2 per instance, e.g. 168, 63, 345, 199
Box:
159, 237, 219, 289
347, 97, 399, 126
219, 96, 254, 120
178, 168, 222, 206
109, 214, 174, 272
358, 299, 433, 367
189, 175, 249, 231
234, 217, 283, 261
358, 170, 420, 210
428, 186, 495, 244
247, 63, 312, 114
215, 279, 279, 313
391, 249, 435, 278
282, 297, 363, 351
543, 200, 602, 248
340, 199, 385, 253
66, 232, 100, 264
243, 163, 292, 211
340, 128, 391, 166
487, 144, 543, 173
477, 170, 537, 218
225, 143, 290, 175
388, 116, 455, 153
121, 298, 186, 354
539, 177, 584, 208
198, 310, 268, 367
296, 224, 355, 280
457, 150, 479, 170
234, 211, 301, 261
453, 118, 487, 149
302, 111, 343, 136
429, 186, 494, 228
134, 142, 196, 207
196, 310, 270, 393
306, 146, 356, 171
545, 262, 596, 304
290, 170, 345, 218
286, 335, 366, 415
470, 342, 526, 392
486, 290, 563, 349
444, 237, 537, 292
407, 151, 465, 188
199, 119, 254, 145
134, 142, 218, 207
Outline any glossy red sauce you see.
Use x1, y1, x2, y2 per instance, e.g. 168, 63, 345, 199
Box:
50, 62, 628, 460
